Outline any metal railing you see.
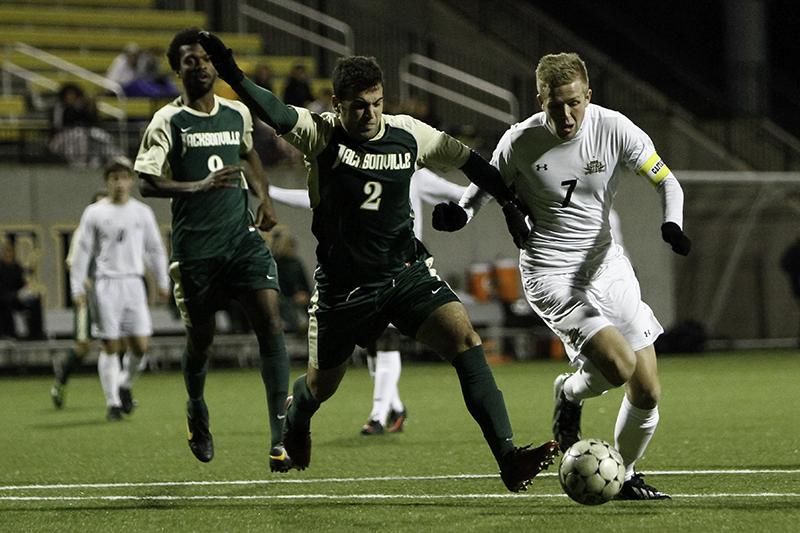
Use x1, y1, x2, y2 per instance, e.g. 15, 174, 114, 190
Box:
399, 53, 519, 126
237, 0, 354, 57
2, 42, 132, 152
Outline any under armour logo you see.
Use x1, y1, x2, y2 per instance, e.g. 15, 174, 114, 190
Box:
536, 164, 548, 171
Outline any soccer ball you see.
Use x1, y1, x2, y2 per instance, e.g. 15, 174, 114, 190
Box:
559, 438, 625, 505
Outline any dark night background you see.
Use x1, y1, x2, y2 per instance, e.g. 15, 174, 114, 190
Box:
532, 0, 800, 135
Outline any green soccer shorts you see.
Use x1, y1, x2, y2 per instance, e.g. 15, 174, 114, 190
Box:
170, 230, 280, 328
308, 256, 458, 370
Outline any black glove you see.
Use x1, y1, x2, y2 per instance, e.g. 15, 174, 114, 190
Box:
432, 201, 468, 232
661, 222, 691, 256
198, 31, 244, 84
502, 202, 530, 249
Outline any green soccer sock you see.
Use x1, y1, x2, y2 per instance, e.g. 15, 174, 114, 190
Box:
182, 348, 208, 402
258, 332, 290, 446
287, 374, 320, 433
451, 345, 515, 464
59, 348, 80, 385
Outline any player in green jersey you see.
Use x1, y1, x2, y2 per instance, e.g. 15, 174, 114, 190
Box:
134, 28, 291, 472
197, 31, 559, 492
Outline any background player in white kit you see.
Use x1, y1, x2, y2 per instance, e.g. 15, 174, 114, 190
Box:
433, 52, 691, 500
70, 156, 169, 420
269, 168, 467, 435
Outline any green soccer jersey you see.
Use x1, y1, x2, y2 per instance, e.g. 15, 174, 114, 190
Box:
134, 96, 254, 261
282, 106, 471, 289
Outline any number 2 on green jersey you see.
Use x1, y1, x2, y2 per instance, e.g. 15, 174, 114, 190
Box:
361, 181, 382, 211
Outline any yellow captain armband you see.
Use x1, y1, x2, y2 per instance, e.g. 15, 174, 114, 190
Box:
638, 152, 671, 185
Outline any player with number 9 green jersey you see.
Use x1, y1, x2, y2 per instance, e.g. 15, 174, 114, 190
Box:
134, 96, 254, 261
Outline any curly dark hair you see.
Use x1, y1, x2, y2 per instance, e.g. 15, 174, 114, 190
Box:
332, 56, 383, 100
167, 27, 203, 72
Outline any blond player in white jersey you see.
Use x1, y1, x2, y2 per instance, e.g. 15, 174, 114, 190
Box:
70, 156, 170, 420
269, 167, 467, 435
433, 52, 691, 500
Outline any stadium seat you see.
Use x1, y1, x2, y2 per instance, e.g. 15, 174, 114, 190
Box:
0, 28, 261, 54
6, 0, 154, 7
0, 6, 204, 31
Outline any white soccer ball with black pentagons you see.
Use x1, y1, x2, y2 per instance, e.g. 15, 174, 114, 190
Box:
559, 438, 625, 505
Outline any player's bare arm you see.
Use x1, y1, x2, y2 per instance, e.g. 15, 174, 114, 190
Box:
138, 166, 243, 198
241, 149, 278, 231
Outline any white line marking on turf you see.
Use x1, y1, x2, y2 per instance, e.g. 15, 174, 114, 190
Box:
0, 468, 797, 492
1, 493, 799, 502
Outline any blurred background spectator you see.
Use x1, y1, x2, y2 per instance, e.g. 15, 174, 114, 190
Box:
106, 43, 178, 98
282, 64, 314, 107
48, 83, 121, 168
0, 240, 44, 340
252, 63, 275, 92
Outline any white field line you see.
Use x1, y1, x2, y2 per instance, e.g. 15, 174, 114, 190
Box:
1, 493, 799, 502
0, 469, 798, 492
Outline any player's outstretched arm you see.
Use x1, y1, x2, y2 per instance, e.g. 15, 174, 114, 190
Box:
198, 31, 298, 135
458, 151, 529, 248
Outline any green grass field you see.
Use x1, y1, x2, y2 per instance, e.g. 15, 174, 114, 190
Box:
1, 351, 798, 532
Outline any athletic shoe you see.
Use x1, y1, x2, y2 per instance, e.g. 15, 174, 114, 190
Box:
360, 419, 385, 435
616, 473, 671, 500
553, 373, 583, 452
119, 387, 136, 414
50, 382, 64, 409
386, 408, 407, 433
269, 444, 293, 473
282, 395, 311, 470
186, 401, 214, 463
499, 440, 559, 492
106, 406, 123, 421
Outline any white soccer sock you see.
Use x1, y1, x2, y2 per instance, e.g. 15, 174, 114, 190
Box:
563, 359, 616, 402
368, 350, 401, 425
614, 394, 660, 480
97, 351, 121, 407
118, 352, 143, 390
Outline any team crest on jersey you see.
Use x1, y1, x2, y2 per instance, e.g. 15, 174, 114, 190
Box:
584, 160, 606, 175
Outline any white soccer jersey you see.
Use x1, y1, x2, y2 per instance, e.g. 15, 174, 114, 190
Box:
462, 103, 680, 274
70, 197, 169, 298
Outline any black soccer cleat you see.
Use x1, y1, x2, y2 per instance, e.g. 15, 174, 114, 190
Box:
106, 405, 124, 421
360, 419, 385, 435
616, 473, 671, 500
386, 408, 407, 433
119, 387, 136, 414
553, 373, 583, 452
282, 395, 311, 470
499, 440, 560, 492
269, 444, 293, 473
50, 382, 65, 409
186, 401, 214, 463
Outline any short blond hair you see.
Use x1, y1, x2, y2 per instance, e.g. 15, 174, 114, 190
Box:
535, 52, 589, 94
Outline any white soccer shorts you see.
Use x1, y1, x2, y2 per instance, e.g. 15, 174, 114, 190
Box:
521, 255, 663, 363
93, 277, 153, 339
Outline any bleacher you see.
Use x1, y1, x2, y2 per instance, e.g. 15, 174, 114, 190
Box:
0, 0, 328, 154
